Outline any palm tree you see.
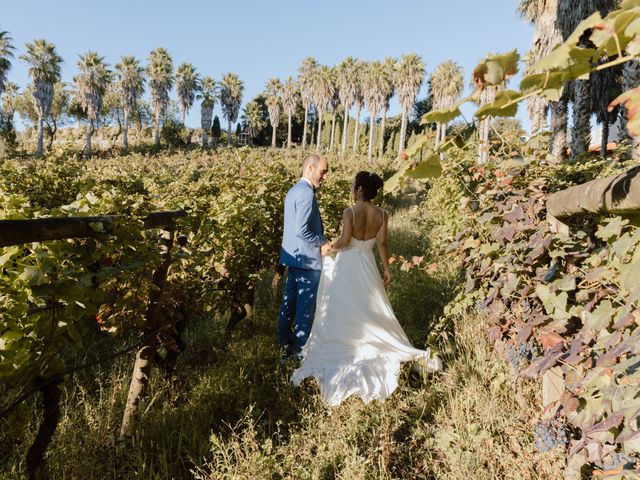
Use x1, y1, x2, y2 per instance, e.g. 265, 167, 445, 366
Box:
520, 0, 567, 161
265, 77, 282, 148
362, 61, 385, 161
45, 82, 69, 151
74, 52, 111, 157
378, 57, 396, 156
429, 60, 464, 147
147, 47, 174, 148
20, 39, 63, 156
298, 57, 318, 150
393, 53, 425, 157
337, 56, 360, 155
175, 62, 200, 126
219, 72, 244, 145
519, 0, 562, 137
352, 62, 365, 153
477, 85, 501, 164
1, 81, 18, 120
328, 67, 340, 152
311, 65, 334, 150
557, 0, 599, 160
520, 0, 569, 162
281, 76, 298, 148
241, 99, 266, 143
115, 55, 145, 149
198, 76, 216, 147
0, 29, 14, 97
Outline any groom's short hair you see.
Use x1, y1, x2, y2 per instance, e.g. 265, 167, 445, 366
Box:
302, 154, 323, 173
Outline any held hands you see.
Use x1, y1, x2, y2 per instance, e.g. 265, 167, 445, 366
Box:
383, 269, 392, 288
320, 243, 333, 256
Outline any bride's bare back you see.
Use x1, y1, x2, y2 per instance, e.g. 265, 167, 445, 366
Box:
350, 203, 385, 241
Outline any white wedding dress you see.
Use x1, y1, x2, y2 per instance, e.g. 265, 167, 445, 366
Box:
291, 223, 441, 406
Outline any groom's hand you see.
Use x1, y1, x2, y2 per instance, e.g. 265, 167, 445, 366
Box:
320, 243, 332, 256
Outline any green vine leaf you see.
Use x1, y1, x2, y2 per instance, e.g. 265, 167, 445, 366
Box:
585, 300, 614, 331
18, 267, 45, 286
405, 154, 443, 180
475, 90, 522, 119
421, 96, 471, 124
472, 50, 520, 87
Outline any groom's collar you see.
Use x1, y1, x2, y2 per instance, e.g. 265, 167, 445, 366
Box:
300, 177, 314, 190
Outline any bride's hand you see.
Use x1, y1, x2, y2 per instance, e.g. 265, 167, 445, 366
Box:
383, 270, 392, 288
320, 243, 333, 256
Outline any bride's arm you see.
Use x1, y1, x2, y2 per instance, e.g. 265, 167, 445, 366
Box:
330, 208, 353, 251
376, 211, 392, 287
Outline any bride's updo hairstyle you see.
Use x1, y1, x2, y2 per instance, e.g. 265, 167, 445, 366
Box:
354, 171, 384, 200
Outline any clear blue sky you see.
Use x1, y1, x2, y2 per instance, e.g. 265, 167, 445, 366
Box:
3, 0, 534, 131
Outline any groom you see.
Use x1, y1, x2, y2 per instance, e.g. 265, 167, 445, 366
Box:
278, 154, 331, 361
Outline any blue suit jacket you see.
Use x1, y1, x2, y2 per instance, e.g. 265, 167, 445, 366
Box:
279, 179, 326, 271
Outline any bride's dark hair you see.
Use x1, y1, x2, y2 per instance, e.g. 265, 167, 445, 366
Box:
354, 171, 384, 200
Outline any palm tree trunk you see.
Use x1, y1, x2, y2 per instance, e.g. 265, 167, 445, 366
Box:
367, 115, 375, 161
86, 120, 94, 158
440, 122, 447, 145
398, 109, 408, 157
483, 119, 490, 163
342, 106, 350, 155
36, 115, 44, 157
352, 104, 361, 153
528, 95, 549, 135
202, 130, 209, 148
570, 79, 591, 160
181, 109, 186, 127
550, 99, 569, 163
45, 119, 56, 152
378, 107, 387, 157
227, 119, 232, 145
601, 118, 609, 160
287, 113, 292, 148
316, 112, 323, 150
154, 112, 161, 148
123, 110, 129, 150
302, 106, 309, 150
271, 124, 277, 148
329, 112, 336, 151
477, 117, 491, 164
477, 120, 484, 164
437, 122, 447, 160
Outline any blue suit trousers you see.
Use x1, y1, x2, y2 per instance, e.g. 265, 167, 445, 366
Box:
278, 267, 321, 355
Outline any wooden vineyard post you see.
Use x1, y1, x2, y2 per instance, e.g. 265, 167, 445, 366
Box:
25, 381, 62, 480
120, 226, 176, 439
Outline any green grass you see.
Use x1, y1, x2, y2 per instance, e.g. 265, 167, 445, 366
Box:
2, 180, 566, 480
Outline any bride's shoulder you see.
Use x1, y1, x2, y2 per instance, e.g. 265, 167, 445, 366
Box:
342, 205, 355, 217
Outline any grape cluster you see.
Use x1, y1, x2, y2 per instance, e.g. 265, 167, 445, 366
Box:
506, 341, 535, 369
601, 453, 636, 471
533, 420, 568, 453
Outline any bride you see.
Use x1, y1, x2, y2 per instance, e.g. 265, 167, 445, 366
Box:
292, 171, 441, 406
